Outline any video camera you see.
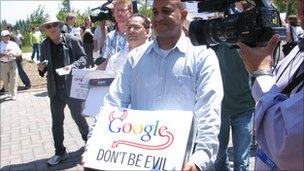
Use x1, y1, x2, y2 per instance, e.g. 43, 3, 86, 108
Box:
90, 0, 114, 23
182, 0, 285, 47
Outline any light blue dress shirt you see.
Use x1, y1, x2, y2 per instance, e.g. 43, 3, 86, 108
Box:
101, 33, 223, 170
102, 30, 128, 59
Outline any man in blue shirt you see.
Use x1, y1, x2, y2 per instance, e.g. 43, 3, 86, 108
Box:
238, 0, 304, 169
98, 0, 133, 70
94, 0, 223, 170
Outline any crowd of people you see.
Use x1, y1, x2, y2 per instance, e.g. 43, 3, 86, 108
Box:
1, 0, 303, 170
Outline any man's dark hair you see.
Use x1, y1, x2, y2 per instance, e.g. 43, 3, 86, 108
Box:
288, 15, 298, 26
129, 13, 150, 29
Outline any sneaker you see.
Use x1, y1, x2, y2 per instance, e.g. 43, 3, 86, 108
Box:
11, 96, 17, 101
1, 93, 10, 99
47, 153, 68, 166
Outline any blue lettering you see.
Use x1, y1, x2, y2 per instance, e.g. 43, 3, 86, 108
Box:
109, 118, 121, 133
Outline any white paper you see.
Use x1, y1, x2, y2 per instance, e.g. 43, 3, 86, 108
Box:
55, 67, 71, 76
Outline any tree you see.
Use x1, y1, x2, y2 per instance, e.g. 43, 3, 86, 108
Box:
137, 0, 153, 19
273, 0, 297, 15
57, 0, 88, 27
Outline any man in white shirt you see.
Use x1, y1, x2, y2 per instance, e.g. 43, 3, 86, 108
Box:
0, 30, 22, 100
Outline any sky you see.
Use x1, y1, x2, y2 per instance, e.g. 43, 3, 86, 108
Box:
0, 0, 107, 25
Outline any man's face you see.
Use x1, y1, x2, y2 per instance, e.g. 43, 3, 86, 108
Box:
127, 16, 149, 48
113, 3, 132, 24
152, 0, 186, 39
1, 35, 10, 43
44, 22, 61, 39
68, 17, 76, 26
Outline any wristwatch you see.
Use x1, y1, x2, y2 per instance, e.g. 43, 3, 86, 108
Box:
250, 69, 273, 85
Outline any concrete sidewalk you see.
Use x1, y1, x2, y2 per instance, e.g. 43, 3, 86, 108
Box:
0, 89, 92, 171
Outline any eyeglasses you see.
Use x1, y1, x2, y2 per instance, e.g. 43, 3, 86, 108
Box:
115, 8, 130, 14
127, 25, 144, 31
44, 22, 59, 29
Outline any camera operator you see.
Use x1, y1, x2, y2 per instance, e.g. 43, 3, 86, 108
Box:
97, 0, 133, 70
238, 0, 303, 169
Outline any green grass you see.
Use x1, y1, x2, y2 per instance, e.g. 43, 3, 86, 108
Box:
21, 46, 32, 53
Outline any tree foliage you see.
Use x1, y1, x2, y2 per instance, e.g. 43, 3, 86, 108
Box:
274, 0, 296, 13
0, 0, 296, 48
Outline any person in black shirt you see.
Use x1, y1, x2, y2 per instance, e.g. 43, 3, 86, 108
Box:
37, 15, 89, 166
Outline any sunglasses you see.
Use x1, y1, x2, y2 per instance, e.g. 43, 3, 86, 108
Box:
2, 35, 10, 37
44, 22, 59, 29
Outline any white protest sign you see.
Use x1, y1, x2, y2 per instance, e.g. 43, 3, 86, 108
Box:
82, 78, 114, 117
70, 68, 113, 100
83, 107, 195, 170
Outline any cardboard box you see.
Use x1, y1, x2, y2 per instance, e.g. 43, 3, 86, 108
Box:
70, 68, 113, 100
83, 107, 196, 170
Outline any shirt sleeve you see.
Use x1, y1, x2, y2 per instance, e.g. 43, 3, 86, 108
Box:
103, 56, 132, 108
70, 37, 88, 69
93, 27, 99, 41
12, 42, 22, 54
102, 33, 114, 59
251, 75, 276, 102
190, 49, 223, 170
254, 85, 304, 170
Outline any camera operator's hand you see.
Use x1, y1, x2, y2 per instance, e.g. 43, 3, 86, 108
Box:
238, 34, 280, 73
183, 161, 199, 171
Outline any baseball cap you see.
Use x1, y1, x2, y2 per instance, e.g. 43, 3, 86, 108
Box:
1, 30, 10, 37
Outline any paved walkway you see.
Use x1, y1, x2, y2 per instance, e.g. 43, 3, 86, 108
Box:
0, 89, 93, 171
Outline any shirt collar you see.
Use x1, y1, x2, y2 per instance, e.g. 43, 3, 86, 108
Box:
147, 32, 188, 55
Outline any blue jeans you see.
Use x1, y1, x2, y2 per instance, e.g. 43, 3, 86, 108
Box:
31, 43, 40, 61
214, 110, 254, 171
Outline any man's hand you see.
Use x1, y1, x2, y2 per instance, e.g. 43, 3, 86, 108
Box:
238, 34, 280, 73
183, 161, 199, 171
96, 60, 108, 70
37, 62, 47, 72
55, 65, 73, 76
63, 65, 73, 73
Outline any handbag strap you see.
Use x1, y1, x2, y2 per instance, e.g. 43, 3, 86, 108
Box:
289, 26, 294, 42
281, 61, 304, 96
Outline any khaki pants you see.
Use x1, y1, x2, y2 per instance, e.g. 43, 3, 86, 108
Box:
0, 79, 3, 90
0, 61, 18, 98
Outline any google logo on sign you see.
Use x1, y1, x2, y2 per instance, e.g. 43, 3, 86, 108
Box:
108, 110, 174, 150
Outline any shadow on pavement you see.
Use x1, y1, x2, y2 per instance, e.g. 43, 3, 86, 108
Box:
0, 96, 11, 104
0, 147, 84, 171
34, 91, 48, 97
